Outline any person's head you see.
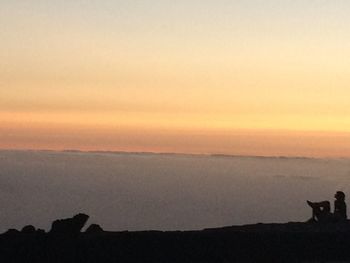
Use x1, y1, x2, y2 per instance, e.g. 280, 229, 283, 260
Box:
335, 191, 345, 201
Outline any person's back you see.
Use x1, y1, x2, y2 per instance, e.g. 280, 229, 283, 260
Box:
334, 191, 347, 221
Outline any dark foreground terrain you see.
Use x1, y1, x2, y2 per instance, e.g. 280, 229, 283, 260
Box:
2, 214, 350, 262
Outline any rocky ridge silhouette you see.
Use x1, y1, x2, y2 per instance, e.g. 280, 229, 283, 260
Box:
2, 213, 350, 262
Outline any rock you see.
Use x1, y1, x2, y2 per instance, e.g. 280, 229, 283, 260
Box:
50, 213, 89, 234
36, 228, 46, 234
85, 224, 104, 234
3, 229, 19, 235
21, 225, 36, 234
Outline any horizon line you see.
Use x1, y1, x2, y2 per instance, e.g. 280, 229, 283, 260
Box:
0, 147, 348, 160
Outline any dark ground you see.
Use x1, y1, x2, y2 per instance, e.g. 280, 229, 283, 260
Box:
2, 220, 350, 262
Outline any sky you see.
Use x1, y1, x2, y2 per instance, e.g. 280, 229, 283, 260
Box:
2, 1, 350, 157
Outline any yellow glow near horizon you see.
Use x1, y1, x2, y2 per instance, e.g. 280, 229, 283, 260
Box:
2, 1, 350, 157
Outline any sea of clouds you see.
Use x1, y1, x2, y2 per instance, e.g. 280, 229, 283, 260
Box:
0, 150, 349, 232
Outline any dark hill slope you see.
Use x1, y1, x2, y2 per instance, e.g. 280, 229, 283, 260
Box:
2, 221, 350, 262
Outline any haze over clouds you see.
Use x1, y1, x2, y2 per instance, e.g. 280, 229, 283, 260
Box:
0, 150, 349, 232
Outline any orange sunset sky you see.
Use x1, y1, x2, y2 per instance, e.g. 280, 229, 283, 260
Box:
2, 1, 350, 157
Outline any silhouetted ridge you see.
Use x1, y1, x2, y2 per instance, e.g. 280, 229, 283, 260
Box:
2, 213, 350, 262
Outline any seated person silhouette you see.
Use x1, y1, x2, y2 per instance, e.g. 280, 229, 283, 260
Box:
307, 191, 347, 223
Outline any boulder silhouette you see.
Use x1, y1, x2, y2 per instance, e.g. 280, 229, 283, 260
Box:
85, 224, 103, 234
3, 229, 19, 235
36, 228, 46, 234
50, 213, 89, 234
21, 225, 36, 234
